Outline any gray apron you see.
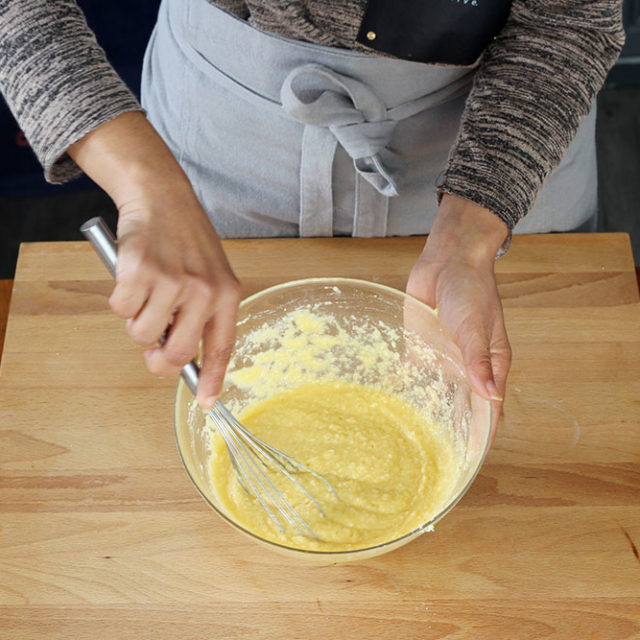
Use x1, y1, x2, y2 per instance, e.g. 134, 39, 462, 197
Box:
141, 0, 597, 238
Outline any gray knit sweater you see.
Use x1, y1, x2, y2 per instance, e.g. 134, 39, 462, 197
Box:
0, 0, 625, 230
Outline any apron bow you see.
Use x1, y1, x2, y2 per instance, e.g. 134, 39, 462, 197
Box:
281, 64, 405, 198
281, 64, 405, 236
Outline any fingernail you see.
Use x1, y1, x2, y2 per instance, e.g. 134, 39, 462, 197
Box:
486, 381, 503, 402
200, 396, 218, 411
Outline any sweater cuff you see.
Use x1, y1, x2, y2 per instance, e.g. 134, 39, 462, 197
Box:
0, 0, 144, 185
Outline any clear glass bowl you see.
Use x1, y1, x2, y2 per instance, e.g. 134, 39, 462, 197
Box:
174, 278, 491, 562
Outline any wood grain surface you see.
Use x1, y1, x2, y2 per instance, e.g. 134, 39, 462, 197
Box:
1, 233, 639, 640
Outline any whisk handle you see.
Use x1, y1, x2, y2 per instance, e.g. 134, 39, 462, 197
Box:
80, 216, 201, 396
80, 216, 117, 277
180, 361, 200, 396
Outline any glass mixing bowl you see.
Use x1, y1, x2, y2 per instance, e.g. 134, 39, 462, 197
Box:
174, 278, 491, 562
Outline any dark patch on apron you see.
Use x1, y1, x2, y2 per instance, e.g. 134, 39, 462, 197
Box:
356, 0, 513, 66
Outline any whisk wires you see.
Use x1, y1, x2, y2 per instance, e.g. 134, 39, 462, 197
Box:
209, 403, 338, 540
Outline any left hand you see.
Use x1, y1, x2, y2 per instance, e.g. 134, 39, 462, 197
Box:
406, 194, 511, 444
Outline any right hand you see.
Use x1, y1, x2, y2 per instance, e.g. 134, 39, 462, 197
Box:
69, 112, 241, 410
113, 189, 241, 410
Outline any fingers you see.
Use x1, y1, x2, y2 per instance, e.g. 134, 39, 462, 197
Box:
488, 318, 512, 445
197, 296, 239, 410
142, 281, 241, 400
456, 320, 500, 402
406, 205, 512, 449
110, 278, 149, 321
143, 288, 212, 375
455, 316, 510, 448
490, 318, 511, 401
109, 256, 149, 323
126, 279, 181, 347
109, 237, 241, 405
109, 217, 150, 320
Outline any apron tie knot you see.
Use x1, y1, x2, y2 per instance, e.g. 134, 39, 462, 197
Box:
281, 64, 405, 198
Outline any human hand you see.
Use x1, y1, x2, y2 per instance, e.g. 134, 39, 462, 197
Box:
69, 112, 241, 410
406, 194, 511, 443
113, 192, 241, 410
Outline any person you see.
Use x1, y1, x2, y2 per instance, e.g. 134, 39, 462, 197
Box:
0, 0, 625, 439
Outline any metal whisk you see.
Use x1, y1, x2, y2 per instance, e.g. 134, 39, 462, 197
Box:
81, 216, 336, 539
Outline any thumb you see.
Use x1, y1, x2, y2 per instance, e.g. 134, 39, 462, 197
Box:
458, 330, 502, 402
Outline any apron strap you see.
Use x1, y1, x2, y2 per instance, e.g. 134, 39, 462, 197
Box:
299, 125, 337, 237
354, 175, 389, 237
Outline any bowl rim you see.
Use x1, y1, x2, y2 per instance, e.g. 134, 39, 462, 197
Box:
174, 276, 492, 557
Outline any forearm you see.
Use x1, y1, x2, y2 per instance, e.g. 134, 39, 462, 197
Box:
427, 194, 509, 266
0, 0, 141, 184
439, 0, 625, 230
68, 111, 196, 212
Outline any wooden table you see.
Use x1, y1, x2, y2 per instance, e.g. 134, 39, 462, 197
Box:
1, 234, 639, 639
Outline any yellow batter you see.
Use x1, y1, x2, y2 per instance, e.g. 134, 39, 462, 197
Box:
208, 379, 462, 552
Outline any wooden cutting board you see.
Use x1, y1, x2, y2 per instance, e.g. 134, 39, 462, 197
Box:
1, 233, 639, 639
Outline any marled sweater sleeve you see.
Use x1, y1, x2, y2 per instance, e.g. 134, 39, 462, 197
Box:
438, 0, 625, 230
0, 0, 142, 184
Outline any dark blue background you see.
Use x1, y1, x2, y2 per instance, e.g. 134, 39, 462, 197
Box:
0, 1, 160, 197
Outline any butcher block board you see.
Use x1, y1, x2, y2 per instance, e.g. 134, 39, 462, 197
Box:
1, 233, 639, 639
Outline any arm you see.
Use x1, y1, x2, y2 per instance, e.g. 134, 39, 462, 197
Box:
438, 0, 625, 228
0, 1, 240, 408
0, 0, 142, 182
68, 112, 241, 409
409, 0, 625, 440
